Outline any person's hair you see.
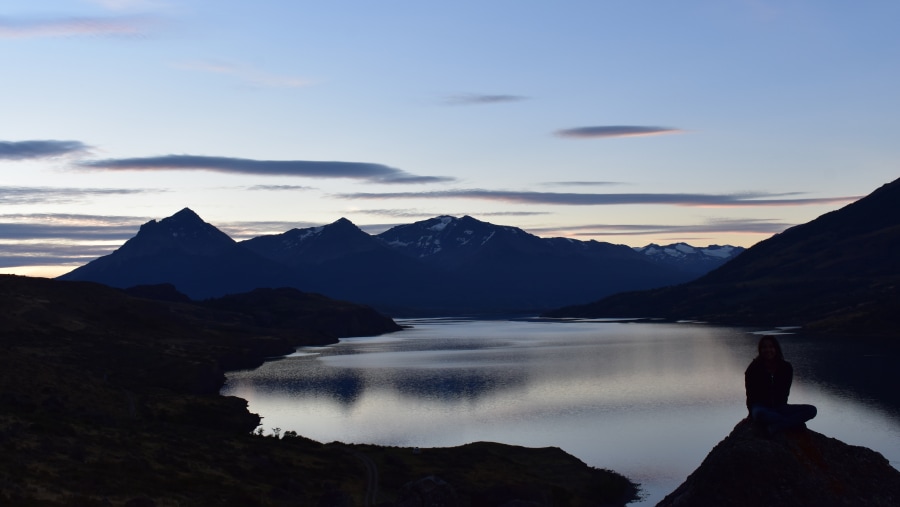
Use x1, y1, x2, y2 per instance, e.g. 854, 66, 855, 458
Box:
757, 335, 784, 360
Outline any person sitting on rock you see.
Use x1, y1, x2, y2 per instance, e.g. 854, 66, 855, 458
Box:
744, 335, 817, 435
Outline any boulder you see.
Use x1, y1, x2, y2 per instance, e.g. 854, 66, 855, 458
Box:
657, 419, 900, 506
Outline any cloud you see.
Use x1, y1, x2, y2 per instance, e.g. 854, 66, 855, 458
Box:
0, 140, 90, 160
0, 15, 161, 38
555, 126, 684, 139
443, 93, 528, 105
246, 184, 315, 191
354, 208, 548, 219
89, 0, 165, 10
0, 223, 138, 241
529, 218, 792, 237
337, 189, 861, 207
79, 155, 455, 184
175, 60, 312, 89
0, 213, 147, 268
544, 181, 626, 187
0, 186, 151, 206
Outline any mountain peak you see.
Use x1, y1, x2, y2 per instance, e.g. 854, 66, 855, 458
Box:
240, 216, 385, 266
328, 217, 360, 231
171, 207, 202, 221
124, 208, 236, 257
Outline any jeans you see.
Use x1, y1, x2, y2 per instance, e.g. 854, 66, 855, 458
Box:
750, 403, 817, 434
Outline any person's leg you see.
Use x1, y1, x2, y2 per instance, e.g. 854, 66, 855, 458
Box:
751, 404, 816, 435
780, 404, 817, 428
750, 405, 782, 435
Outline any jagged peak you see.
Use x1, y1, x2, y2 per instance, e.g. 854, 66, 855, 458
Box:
131, 207, 235, 250
147, 207, 210, 230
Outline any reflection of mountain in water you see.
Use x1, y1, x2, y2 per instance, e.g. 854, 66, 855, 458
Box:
383, 368, 527, 401
226, 353, 530, 407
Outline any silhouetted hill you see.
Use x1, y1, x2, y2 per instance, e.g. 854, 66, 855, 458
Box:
60, 210, 743, 315
544, 178, 900, 335
657, 419, 900, 507
241, 218, 445, 314
242, 217, 391, 266
376, 215, 675, 313
200, 287, 401, 340
59, 208, 301, 299
0, 274, 637, 506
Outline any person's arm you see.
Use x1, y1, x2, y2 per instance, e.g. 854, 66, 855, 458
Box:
744, 367, 752, 414
775, 361, 793, 406
744, 362, 759, 414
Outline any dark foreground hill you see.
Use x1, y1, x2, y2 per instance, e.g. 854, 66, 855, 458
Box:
545, 177, 900, 335
0, 275, 637, 506
657, 419, 900, 507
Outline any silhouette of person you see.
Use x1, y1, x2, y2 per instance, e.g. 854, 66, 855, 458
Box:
745, 335, 817, 435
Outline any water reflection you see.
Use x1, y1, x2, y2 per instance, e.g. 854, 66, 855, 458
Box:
222, 319, 900, 506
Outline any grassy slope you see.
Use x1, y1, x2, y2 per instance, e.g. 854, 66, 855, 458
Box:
0, 275, 637, 506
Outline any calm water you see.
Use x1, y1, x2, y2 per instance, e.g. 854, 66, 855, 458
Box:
222, 319, 900, 505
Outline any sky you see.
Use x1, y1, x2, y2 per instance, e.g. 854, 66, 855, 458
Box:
1, 0, 898, 277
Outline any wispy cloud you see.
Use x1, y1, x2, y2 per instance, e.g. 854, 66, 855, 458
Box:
555, 126, 684, 139
0, 140, 90, 160
0, 213, 146, 268
79, 155, 455, 184
0, 15, 161, 38
246, 184, 315, 191
0, 222, 138, 241
337, 189, 860, 207
529, 218, 791, 237
443, 93, 528, 105
544, 181, 626, 187
0, 248, 115, 269
175, 60, 312, 89
352, 209, 549, 219
89, 0, 166, 10
0, 186, 151, 205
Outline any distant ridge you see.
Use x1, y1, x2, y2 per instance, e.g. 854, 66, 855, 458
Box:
59, 211, 743, 315
543, 178, 900, 335
634, 242, 745, 278
58, 208, 302, 299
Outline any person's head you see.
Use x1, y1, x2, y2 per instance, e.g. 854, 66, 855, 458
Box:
757, 335, 783, 362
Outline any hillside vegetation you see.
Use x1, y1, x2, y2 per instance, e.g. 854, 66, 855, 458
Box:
0, 275, 637, 506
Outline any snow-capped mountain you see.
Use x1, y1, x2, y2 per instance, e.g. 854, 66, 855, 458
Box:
60, 211, 744, 315
242, 217, 394, 267
377, 215, 556, 268
634, 243, 745, 276
545, 177, 900, 333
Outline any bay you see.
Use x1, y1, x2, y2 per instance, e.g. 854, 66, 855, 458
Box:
222, 319, 900, 505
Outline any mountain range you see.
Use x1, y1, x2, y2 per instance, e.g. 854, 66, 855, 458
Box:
544, 177, 900, 335
58, 212, 742, 316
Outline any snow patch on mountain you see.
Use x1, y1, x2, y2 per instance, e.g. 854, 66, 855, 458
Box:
700, 246, 738, 258
634, 242, 744, 274
429, 216, 453, 232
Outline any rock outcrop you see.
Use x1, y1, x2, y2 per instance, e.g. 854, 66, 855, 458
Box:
657, 419, 900, 507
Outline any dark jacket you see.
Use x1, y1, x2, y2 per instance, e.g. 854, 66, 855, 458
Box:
744, 358, 793, 413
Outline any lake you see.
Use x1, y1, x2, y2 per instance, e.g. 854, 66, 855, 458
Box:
221, 318, 900, 505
